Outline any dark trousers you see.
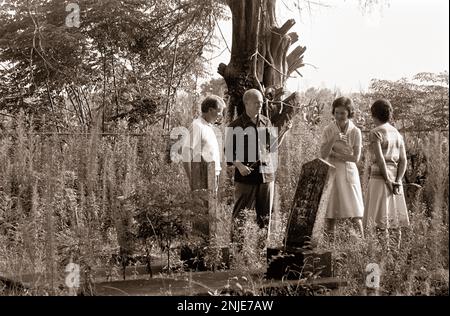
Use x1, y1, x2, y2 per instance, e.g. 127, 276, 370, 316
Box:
231, 181, 274, 249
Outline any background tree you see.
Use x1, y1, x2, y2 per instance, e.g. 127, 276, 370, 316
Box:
367, 72, 449, 131
216, 0, 391, 129
217, 0, 306, 130
200, 77, 227, 98
0, 0, 226, 131
301, 87, 335, 126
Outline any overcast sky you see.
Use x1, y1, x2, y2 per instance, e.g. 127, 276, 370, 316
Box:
205, 0, 449, 93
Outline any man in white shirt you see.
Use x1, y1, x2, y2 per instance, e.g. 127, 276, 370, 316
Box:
182, 95, 226, 192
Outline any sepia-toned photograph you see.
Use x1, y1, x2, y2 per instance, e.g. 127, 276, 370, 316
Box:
0, 0, 448, 302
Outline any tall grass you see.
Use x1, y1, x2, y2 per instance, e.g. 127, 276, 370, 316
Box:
0, 113, 197, 295
323, 131, 449, 296
0, 110, 448, 296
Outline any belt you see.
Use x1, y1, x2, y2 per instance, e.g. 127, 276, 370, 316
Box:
370, 163, 398, 180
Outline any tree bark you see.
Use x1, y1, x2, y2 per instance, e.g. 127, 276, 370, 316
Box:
218, 0, 306, 129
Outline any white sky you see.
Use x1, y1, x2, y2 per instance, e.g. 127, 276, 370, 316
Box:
205, 0, 449, 93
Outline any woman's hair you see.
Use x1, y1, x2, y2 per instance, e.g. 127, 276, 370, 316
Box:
201, 95, 225, 113
331, 96, 355, 118
370, 99, 393, 123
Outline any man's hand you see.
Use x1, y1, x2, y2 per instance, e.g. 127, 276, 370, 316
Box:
235, 161, 253, 176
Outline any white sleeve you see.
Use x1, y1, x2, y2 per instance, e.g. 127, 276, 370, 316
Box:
186, 122, 202, 161
181, 122, 201, 161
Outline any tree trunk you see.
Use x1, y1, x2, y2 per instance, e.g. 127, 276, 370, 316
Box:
218, 0, 306, 129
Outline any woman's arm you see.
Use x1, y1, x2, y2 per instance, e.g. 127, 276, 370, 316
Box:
330, 129, 362, 163
320, 140, 334, 159
372, 140, 394, 193
330, 145, 361, 163
396, 139, 408, 183
320, 131, 339, 159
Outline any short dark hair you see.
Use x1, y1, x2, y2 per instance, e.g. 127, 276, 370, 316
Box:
332, 96, 355, 118
201, 95, 225, 113
371, 99, 393, 123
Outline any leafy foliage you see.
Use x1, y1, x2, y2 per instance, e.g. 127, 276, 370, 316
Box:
367, 72, 449, 131
0, 0, 227, 130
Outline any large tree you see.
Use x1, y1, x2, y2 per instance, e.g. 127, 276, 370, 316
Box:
217, 0, 305, 130
217, 0, 391, 130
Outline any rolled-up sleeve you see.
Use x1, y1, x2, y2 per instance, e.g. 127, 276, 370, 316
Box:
369, 129, 382, 144
182, 122, 202, 162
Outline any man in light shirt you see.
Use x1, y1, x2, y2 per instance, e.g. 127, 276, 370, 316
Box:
182, 95, 226, 192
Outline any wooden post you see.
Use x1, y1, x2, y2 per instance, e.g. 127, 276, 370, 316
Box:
190, 161, 216, 237
181, 161, 229, 270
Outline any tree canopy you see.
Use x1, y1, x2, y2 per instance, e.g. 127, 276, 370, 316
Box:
0, 0, 227, 131
368, 72, 449, 131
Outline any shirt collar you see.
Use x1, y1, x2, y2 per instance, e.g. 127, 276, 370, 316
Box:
334, 119, 355, 134
347, 119, 355, 133
200, 115, 213, 126
241, 112, 264, 126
